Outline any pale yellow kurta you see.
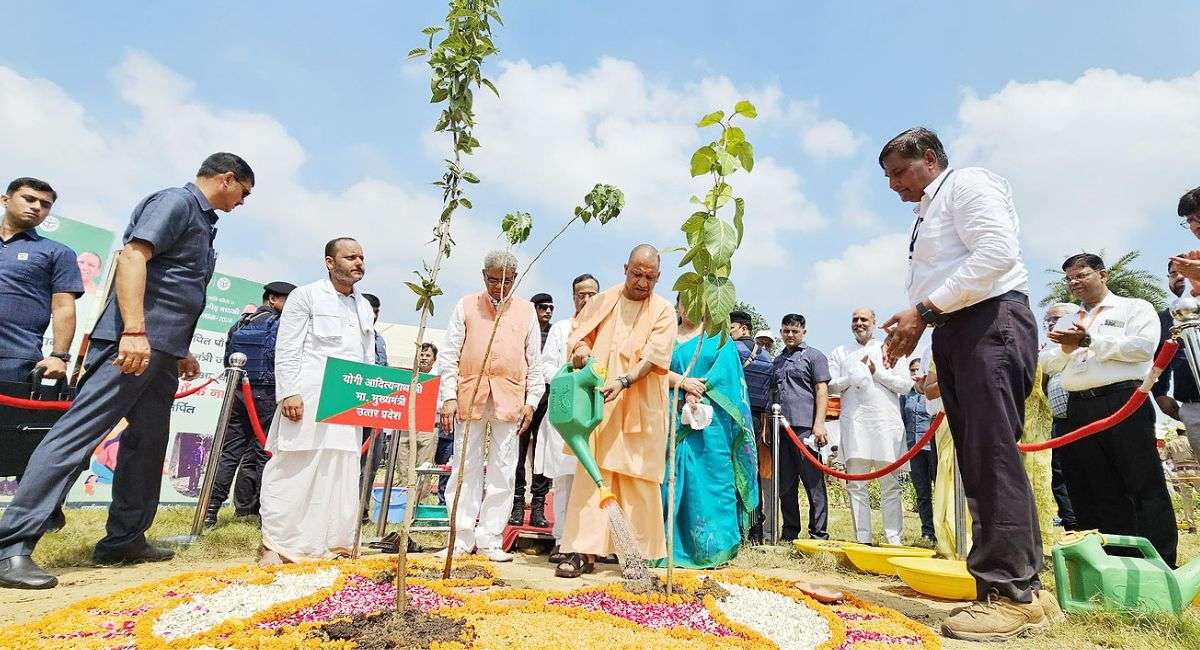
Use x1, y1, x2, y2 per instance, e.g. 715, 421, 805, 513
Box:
561, 286, 677, 559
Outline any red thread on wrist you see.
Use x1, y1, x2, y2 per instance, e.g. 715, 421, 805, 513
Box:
122, 331, 147, 337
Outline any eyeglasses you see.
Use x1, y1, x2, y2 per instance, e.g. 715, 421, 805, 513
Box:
483, 274, 514, 286
1181, 216, 1200, 229
536, 304, 554, 311
1064, 270, 1099, 284
233, 178, 252, 199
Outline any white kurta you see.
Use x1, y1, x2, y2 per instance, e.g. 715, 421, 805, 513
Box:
260, 278, 375, 561
533, 318, 576, 479
827, 338, 913, 464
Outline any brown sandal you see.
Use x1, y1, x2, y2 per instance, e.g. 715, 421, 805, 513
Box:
548, 545, 566, 564
554, 553, 594, 578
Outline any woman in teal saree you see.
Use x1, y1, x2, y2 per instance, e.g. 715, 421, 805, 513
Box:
655, 304, 760, 569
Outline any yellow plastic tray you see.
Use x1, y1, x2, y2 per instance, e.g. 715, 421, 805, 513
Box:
841, 545, 937, 576
792, 539, 867, 556
890, 557, 976, 600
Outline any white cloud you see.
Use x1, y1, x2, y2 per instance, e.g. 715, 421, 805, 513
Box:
802, 232, 910, 317
952, 68, 1200, 260
834, 170, 886, 233
0, 52, 499, 320
454, 57, 851, 267
801, 118, 862, 159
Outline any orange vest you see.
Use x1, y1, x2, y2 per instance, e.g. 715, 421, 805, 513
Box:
456, 292, 534, 423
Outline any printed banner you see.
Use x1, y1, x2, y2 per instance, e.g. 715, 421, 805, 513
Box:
315, 356, 438, 431
36, 213, 117, 357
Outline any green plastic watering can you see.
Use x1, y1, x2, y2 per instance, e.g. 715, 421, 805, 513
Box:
1052, 531, 1200, 615
547, 359, 616, 505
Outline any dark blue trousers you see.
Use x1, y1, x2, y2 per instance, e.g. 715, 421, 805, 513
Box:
0, 339, 179, 559
0, 357, 35, 383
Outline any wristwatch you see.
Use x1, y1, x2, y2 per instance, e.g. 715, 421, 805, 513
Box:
49, 352, 71, 362
1078, 333, 1092, 348
618, 375, 632, 389
915, 301, 941, 326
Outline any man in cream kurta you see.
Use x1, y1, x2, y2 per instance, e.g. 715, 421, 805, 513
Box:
828, 308, 912, 545
259, 238, 375, 564
535, 273, 600, 551
560, 246, 677, 570
439, 250, 543, 562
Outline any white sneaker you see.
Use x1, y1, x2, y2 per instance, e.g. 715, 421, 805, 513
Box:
477, 547, 514, 562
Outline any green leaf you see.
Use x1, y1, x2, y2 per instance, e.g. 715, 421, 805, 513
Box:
732, 141, 754, 172
407, 48, 428, 59
461, 172, 480, 183
724, 126, 745, 146
704, 182, 732, 211
733, 198, 745, 247
501, 211, 533, 245
689, 146, 716, 177
697, 110, 724, 128
405, 281, 425, 296
660, 245, 687, 255
689, 195, 702, 205
681, 211, 707, 237
703, 275, 737, 328
672, 271, 702, 292
421, 25, 444, 36
734, 99, 757, 118
716, 150, 738, 176
482, 78, 500, 98
702, 217, 738, 266
458, 197, 473, 209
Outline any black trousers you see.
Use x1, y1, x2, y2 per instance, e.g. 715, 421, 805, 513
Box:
777, 426, 828, 540
909, 445, 937, 539
205, 385, 274, 517
931, 294, 1042, 603
1049, 417, 1077, 528
1062, 390, 1178, 567
513, 390, 550, 503
435, 433, 454, 504
0, 340, 179, 558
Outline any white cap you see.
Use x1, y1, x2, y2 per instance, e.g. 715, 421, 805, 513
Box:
755, 329, 774, 341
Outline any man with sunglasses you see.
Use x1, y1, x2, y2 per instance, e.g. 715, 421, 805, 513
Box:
0, 153, 254, 589
437, 250, 543, 562
508, 292, 555, 529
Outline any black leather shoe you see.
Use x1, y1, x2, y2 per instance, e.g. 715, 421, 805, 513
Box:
0, 555, 57, 589
92, 543, 175, 567
507, 501, 525, 526
528, 499, 549, 529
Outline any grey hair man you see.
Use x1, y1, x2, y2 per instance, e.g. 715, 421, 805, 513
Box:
437, 250, 544, 562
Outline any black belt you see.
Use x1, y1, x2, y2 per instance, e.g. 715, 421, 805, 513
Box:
937, 290, 1028, 326
1068, 380, 1140, 400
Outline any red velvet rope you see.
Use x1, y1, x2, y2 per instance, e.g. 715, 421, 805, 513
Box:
0, 375, 220, 411
783, 412, 944, 481
240, 379, 270, 456
361, 428, 381, 456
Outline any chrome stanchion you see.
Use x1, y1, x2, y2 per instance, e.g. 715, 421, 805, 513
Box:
377, 427, 404, 537
770, 403, 781, 545
164, 353, 246, 547
352, 430, 380, 557
953, 460, 970, 560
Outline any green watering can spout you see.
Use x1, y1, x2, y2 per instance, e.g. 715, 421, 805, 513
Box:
547, 359, 616, 506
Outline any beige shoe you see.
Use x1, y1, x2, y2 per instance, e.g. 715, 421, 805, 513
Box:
1036, 589, 1065, 624
941, 593, 1048, 641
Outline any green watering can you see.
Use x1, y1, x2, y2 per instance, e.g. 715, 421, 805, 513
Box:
548, 359, 617, 507
1052, 531, 1200, 615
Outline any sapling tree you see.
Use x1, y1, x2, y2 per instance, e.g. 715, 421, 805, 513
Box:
665, 101, 757, 592
442, 184, 624, 579
389, 0, 502, 612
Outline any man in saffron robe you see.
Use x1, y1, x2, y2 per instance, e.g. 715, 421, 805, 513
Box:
557, 244, 677, 577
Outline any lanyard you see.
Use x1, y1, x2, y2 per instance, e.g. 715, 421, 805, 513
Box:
908, 169, 954, 261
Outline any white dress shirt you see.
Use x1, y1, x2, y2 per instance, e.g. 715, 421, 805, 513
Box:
828, 338, 914, 463
1040, 291, 1160, 392
534, 318, 576, 478
437, 295, 545, 406
270, 278, 375, 452
907, 167, 1030, 313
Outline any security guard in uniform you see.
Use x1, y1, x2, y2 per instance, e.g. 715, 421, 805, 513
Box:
203, 280, 295, 527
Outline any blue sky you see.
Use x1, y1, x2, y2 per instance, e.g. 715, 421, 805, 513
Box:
3, 1, 1199, 353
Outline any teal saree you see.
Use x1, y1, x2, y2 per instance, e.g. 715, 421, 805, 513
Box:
654, 332, 760, 569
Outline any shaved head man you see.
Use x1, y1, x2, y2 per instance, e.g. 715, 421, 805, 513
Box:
557, 244, 678, 577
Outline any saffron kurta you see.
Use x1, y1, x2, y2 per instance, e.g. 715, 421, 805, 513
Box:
561, 286, 677, 559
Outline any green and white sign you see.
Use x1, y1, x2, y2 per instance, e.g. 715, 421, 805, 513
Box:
316, 356, 439, 431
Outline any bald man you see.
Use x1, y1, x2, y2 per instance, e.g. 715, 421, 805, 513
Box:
556, 245, 678, 578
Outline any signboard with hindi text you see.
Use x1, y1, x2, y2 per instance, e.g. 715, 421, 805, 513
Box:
315, 356, 438, 431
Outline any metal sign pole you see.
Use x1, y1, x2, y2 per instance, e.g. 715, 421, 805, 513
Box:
376, 426, 404, 537
164, 353, 246, 546
352, 430, 379, 557
770, 403, 781, 545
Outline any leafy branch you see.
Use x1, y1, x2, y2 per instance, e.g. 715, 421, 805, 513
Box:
665, 101, 757, 593
388, 0, 502, 613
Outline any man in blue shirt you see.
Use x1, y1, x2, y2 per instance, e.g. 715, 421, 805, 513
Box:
0, 178, 83, 382
730, 310, 773, 544
900, 358, 937, 542
767, 313, 831, 541
0, 153, 255, 589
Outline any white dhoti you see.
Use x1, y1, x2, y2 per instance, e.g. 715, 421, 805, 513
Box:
551, 474, 573, 542
260, 448, 360, 561
445, 404, 519, 552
